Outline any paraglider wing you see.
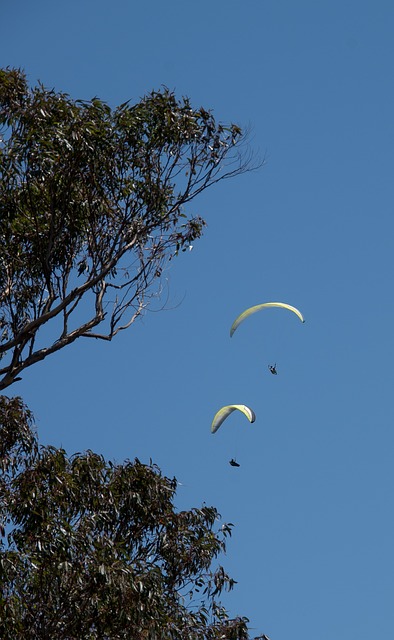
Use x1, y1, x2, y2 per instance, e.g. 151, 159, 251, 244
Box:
211, 404, 256, 434
230, 302, 305, 337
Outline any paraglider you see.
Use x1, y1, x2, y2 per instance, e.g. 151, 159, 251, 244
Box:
229, 458, 240, 467
230, 302, 305, 337
211, 404, 256, 434
268, 364, 277, 375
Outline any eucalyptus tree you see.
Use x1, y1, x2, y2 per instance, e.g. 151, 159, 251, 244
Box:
0, 397, 253, 639
0, 69, 266, 639
0, 68, 251, 390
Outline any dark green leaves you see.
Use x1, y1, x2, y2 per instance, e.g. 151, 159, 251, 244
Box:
0, 69, 250, 390
0, 403, 252, 639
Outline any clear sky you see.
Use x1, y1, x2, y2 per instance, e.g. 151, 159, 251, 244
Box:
2, 1, 394, 638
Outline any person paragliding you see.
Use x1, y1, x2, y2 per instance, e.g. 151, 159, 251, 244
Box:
229, 458, 240, 467
268, 363, 277, 375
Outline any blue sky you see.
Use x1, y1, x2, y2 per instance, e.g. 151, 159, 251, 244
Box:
2, 1, 394, 638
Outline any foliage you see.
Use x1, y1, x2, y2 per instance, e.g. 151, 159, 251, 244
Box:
0, 397, 253, 639
0, 68, 252, 390
0, 71, 265, 639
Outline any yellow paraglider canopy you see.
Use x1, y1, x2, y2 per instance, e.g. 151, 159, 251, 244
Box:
230, 302, 304, 337
211, 404, 256, 434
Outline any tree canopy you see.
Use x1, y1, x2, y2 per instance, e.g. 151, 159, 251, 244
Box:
0, 397, 251, 639
0, 68, 251, 390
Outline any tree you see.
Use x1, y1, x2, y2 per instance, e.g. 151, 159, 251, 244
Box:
0, 397, 252, 639
0, 71, 265, 639
0, 68, 253, 390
